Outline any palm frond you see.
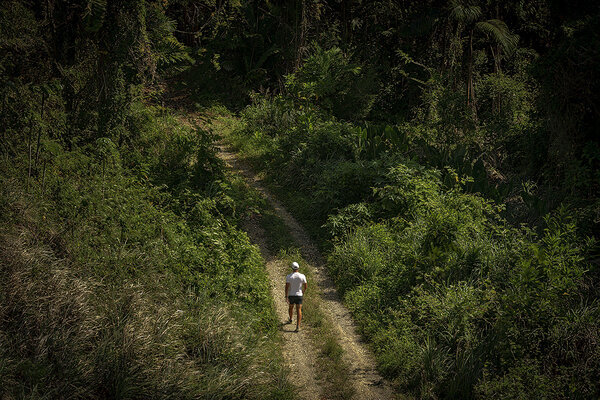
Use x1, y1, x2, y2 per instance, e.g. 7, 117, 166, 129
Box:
449, 0, 482, 24
156, 36, 193, 66
475, 19, 519, 55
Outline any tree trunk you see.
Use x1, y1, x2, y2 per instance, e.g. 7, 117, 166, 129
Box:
98, 0, 147, 141
296, 0, 307, 69
467, 31, 473, 106
491, 44, 502, 115
467, 30, 478, 122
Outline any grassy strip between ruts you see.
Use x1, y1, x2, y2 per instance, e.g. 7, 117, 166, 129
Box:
256, 190, 355, 400
209, 109, 353, 398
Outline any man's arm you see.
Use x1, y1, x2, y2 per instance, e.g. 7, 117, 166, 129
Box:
285, 282, 290, 303
302, 282, 307, 293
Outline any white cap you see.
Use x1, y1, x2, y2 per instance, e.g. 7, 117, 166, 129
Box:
291, 262, 299, 270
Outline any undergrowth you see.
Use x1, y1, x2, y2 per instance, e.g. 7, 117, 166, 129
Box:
0, 103, 294, 399
221, 92, 600, 399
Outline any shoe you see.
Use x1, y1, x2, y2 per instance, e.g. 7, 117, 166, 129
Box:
294, 326, 300, 332
285, 319, 292, 324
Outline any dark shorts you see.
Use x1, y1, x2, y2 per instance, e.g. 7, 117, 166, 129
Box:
288, 295, 303, 305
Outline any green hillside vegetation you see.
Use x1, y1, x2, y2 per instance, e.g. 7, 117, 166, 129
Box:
0, 2, 291, 398
210, 1, 599, 398
2, 0, 599, 399
227, 88, 598, 399
0, 96, 293, 399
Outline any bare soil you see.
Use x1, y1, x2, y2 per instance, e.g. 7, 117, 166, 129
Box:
216, 143, 396, 400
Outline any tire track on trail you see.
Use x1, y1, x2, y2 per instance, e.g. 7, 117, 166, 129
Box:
216, 142, 396, 400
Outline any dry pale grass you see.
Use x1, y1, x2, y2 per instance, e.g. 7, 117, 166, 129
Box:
0, 222, 290, 399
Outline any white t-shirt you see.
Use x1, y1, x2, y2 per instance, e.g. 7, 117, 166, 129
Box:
286, 271, 307, 296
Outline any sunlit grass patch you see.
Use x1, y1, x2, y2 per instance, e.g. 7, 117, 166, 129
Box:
276, 249, 355, 400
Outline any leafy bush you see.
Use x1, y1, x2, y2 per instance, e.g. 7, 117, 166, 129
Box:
0, 103, 293, 399
327, 171, 598, 398
477, 72, 536, 138
285, 45, 377, 121
230, 97, 598, 398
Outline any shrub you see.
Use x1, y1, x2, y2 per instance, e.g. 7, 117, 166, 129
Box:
326, 162, 597, 398
285, 45, 377, 121
0, 105, 293, 399
227, 87, 599, 400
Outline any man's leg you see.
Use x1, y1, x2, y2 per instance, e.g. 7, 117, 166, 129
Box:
296, 304, 302, 329
288, 303, 294, 322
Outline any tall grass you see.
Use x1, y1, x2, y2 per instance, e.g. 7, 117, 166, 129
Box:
0, 104, 294, 399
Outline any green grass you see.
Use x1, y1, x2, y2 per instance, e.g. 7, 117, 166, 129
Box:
0, 104, 296, 400
260, 211, 297, 254
257, 205, 355, 399
198, 139, 355, 398
217, 110, 357, 398
278, 250, 355, 400
217, 112, 331, 253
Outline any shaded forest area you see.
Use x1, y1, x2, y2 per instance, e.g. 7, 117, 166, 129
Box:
1, 0, 599, 399
1, 1, 293, 398
175, 0, 599, 222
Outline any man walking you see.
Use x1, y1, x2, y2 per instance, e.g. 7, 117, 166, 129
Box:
285, 261, 307, 332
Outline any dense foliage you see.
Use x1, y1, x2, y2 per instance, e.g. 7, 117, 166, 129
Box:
2, 0, 599, 399
0, 1, 292, 398
216, 1, 599, 398
0, 110, 291, 398
170, 0, 599, 220
229, 87, 599, 399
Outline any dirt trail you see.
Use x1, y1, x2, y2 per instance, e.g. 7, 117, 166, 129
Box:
217, 143, 395, 400
242, 212, 323, 400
